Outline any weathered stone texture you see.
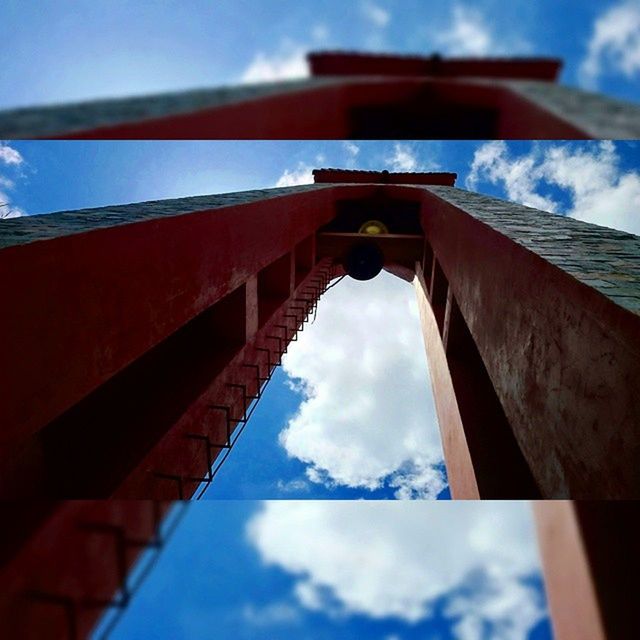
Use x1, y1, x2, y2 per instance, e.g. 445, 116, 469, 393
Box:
0, 184, 329, 249
427, 185, 640, 315
507, 80, 640, 139
0, 78, 338, 138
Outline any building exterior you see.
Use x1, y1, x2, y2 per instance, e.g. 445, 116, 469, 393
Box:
1, 52, 640, 138
1, 169, 638, 500
0, 500, 636, 639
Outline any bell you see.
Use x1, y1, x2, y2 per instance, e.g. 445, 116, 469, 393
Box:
343, 241, 384, 281
358, 220, 389, 235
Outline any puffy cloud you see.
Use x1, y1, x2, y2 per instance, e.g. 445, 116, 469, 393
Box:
0, 192, 24, 219
247, 501, 545, 637
343, 141, 360, 158
429, 4, 531, 57
579, 1, 640, 87
467, 141, 558, 212
467, 141, 640, 235
280, 271, 445, 498
241, 40, 309, 84
0, 143, 23, 166
274, 163, 314, 187
385, 142, 423, 172
361, 1, 391, 29
447, 572, 545, 640
0, 143, 26, 219
275, 478, 311, 493
435, 5, 493, 56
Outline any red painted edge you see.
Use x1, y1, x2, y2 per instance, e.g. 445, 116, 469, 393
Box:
313, 168, 457, 186
308, 51, 562, 81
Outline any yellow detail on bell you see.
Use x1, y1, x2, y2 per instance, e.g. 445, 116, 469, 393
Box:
358, 220, 389, 235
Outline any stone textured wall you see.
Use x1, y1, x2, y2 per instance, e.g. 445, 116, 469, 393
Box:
0, 78, 338, 138
427, 185, 640, 316
0, 184, 330, 250
507, 80, 640, 139
1, 76, 640, 138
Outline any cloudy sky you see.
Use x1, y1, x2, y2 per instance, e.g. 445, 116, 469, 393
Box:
0, 0, 639, 109
2, 139, 639, 501
93, 501, 552, 640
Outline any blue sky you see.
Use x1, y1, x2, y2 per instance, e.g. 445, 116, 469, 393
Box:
92, 501, 553, 640
0, 1, 639, 109
2, 139, 640, 501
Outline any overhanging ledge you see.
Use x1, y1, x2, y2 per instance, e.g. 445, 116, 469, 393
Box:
313, 168, 457, 186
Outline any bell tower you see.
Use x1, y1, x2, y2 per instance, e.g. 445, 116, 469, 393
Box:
1, 169, 639, 500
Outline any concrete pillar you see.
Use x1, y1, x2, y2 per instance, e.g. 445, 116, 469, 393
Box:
534, 502, 638, 640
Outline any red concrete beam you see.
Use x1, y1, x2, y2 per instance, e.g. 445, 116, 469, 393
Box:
0, 187, 338, 450
308, 51, 562, 81
0, 501, 173, 640
0, 184, 357, 498
7, 78, 639, 139
417, 185, 640, 499
534, 502, 638, 640
313, 168, 457, 186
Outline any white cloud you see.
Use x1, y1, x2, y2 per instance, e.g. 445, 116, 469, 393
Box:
467, 141, 558, 212
247, 501, 545, 637
343, 141, 360, 158
0, 176, 15, 189
0, 143, 26, 219
436, 5, 493, 56
361, 1, 391, 28
0, 200, 25, 219
241, 40, 309, 84
242, 601, 301, 627
467, 141, 640, 235
279, 271, 445, 498
385, 143, 423, 172
579, 1, 640, 87
275, 163, 314, 187
431, 4, 531, 57
275, 478, 311, 493
0, 143, 23, 166
447, 573, 544, 640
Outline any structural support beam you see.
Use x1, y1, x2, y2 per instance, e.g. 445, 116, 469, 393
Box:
416, 185, 640, 498
0, 185, 342, 498
414, 264, 479, 499
2, 500, 637, 639
534, 502, 638, 640
0, 501, 176, 640
2, 174, 639, 499
1, 53, 639, 138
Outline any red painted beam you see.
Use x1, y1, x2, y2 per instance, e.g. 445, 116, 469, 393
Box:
0, 185, 363, 498
313, 168, 457, 185
41, 79, 588, 139
0, 501, 173, 640
2, 180, 639, 500
414, 264, 480, 499
308, 51, 563, 81
534, 502, 639, 640
417, 186, 640, 499
114, 260, 337, 500
0, 188, 339, 449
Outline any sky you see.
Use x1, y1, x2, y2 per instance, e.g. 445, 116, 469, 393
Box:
2, 139, 640, 502
92, 501, 554, 640
0, 0, 639, 110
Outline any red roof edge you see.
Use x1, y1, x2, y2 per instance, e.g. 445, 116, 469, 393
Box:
313, 169, 457, 186
308, 51, 562, 82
